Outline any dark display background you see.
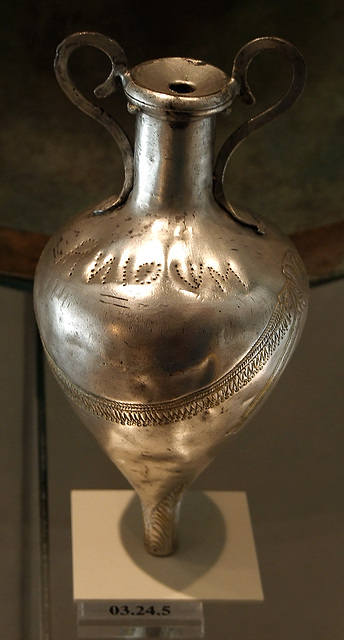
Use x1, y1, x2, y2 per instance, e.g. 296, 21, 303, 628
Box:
1, 4, 344, 639
2, 0, 344, 238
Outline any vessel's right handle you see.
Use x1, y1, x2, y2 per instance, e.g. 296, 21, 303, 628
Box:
214, 37, 306, 233
54, 32, 134, 213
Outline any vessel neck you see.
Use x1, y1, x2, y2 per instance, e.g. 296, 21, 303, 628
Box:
130, 111, 216, 212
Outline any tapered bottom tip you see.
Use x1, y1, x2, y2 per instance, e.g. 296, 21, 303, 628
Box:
144, 541, 178, 557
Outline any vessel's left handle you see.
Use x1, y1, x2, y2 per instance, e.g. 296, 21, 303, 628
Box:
54, 32, 134, 213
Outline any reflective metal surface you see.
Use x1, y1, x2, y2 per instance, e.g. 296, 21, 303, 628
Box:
34, 33, 308, 556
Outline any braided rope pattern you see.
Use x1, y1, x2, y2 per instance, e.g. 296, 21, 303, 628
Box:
142, 484, 186, 556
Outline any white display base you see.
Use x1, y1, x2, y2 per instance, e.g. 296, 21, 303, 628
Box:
71, 490, 263, 602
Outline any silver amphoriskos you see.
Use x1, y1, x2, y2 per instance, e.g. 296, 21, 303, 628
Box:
34, 33, 308, 556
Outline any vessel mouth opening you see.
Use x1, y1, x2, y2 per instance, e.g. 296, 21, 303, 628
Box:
126, 58, 233, 114
168, 81, 196, 94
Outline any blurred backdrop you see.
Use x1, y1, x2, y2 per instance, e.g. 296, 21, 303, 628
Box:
1, 0, 344, 241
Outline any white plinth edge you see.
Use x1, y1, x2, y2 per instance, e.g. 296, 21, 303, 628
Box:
71, 490, 264, 602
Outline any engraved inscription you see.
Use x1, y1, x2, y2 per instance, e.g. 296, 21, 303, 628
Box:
133, 262, 163, 286
54, 238, 97, 277
208, 263, 248, 291
54, 241, 247, 293
171, 261, 204, 291
86, 251, 116, 283
100, 293, 130, 309
122, 257, 131, 285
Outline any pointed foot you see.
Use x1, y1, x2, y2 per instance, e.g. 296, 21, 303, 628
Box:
141, 484, 187, 556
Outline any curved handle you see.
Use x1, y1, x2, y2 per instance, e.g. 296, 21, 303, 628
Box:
54, 32, 134, 213
213, 37, 306, 233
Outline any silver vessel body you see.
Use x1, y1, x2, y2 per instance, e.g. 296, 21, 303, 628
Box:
34, 34, 308, 555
